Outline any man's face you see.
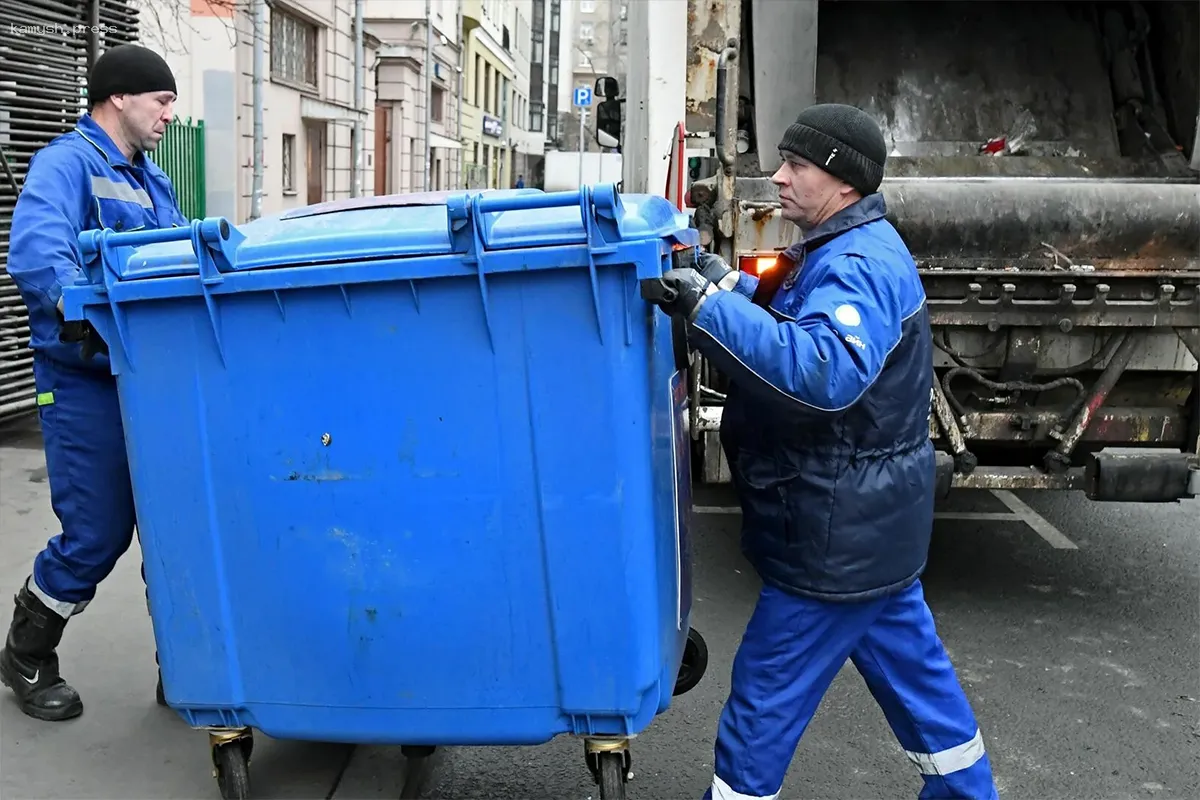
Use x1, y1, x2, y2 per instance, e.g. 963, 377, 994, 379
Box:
113, 91, 176, 153
770, 151, 855, 227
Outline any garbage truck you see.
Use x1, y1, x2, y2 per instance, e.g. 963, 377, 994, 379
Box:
597, 0, 1200, 502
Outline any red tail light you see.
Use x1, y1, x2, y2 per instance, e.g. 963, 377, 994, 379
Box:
738, 255, 779, 277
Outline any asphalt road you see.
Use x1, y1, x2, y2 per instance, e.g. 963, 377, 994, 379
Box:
1, 421, 1197, 800
419, 485, 1200, 800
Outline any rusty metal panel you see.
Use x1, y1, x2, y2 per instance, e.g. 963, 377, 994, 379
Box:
685, 0, 741, 136
929, 409, 1190, 447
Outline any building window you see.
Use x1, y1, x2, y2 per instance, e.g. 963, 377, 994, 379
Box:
580, 0, 595, 12
576, 48, 592, 69
431, 85, 444, 123
531, 102, 544, 132
579, 22, 593, 42
281, 133, 295, 192
270, 8, 318, 88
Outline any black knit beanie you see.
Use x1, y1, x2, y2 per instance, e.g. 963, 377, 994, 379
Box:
87, 44, 177, 108
778, 104, 887, 195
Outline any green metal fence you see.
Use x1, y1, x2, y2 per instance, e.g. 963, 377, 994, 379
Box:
149, 118, 206, 220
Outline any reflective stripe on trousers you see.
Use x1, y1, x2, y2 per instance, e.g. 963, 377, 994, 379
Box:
706, 580, 999, 800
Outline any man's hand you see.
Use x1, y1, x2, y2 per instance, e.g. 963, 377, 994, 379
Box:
641, 267, 717, 321
58, 308, 109, 361
695, 251, 741, 291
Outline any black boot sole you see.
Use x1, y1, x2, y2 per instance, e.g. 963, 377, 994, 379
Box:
0, 659, 84, 722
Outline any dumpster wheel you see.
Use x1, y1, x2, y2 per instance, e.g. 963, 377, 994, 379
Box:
673, 627, 708, 696
597, 751, 627, 800
210, 730, 253, 800
585, 739, 630, 800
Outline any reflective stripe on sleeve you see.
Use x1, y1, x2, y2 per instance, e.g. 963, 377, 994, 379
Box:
905, 728, 987, 776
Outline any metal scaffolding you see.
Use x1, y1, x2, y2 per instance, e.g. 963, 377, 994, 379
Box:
0, 0, 139, 423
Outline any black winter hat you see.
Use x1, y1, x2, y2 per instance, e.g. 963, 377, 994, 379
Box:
87, 44, 177, 108
778, 104, 887, 195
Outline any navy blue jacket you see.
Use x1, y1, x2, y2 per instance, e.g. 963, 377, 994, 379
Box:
690, 194, 935, 602
8, 114, 187, 372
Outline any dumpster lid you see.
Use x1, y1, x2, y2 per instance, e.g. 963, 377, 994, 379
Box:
89, 187, 697, 281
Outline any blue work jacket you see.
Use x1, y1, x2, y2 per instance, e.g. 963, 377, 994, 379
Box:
8, 114, 187, 372
690, 193, 936, 602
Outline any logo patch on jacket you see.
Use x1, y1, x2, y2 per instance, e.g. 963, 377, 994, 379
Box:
834, 304, 861, 327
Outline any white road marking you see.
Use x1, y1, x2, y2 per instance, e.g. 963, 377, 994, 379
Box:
990, 490, 1079, 549
693, 491, 1080, 550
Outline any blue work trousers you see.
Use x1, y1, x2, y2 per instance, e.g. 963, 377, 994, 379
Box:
30, 355, 138, 610
705, 580, 999, 800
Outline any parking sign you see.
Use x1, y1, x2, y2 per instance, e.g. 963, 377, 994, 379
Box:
573, 86, 593, 107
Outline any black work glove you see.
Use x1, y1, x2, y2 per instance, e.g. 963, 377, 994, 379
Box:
58, 312, 109, 361
694, 251, 740, 291
640, 268, 717, 322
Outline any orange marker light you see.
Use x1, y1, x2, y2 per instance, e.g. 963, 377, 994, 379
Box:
738, 255, 778, 276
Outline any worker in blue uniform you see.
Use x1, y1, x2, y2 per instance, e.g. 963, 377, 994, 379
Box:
645, 104, 1000, 799
0, 44, 186, 722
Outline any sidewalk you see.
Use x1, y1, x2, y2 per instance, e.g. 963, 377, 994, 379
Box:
0, 425, 416, 800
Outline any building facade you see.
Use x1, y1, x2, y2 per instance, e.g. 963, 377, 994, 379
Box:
366, 0, 465, 195
506, 0, 543, 188
461, 0, 513, 188
146, 0, 380, 223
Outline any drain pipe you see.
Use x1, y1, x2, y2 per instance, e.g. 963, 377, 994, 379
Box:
351, 0, 364, 196
456, 0, 464, 189
250, 0, 265, 220
423, 0, 433, 191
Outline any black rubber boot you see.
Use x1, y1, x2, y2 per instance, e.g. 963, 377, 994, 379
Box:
0, 583, 83, 721
156, 652, 166, 706
143, 561, 166, 707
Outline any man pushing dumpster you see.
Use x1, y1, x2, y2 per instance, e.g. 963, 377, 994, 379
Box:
0, 44, 186, 722
644, 104, 1000, 800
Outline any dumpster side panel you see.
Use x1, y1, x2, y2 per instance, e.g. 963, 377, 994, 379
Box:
109, 237, 688, 745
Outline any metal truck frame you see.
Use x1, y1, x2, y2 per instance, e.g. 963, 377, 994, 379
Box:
598, 0, 1199, 503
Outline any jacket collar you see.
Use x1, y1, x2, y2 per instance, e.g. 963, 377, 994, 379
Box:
781, 192, 888, 262
75, 113, 143, 169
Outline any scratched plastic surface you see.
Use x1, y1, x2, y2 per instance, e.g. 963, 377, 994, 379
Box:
63, 186, 699, 746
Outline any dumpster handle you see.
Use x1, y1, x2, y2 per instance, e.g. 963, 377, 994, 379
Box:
73, 218, 245, 371
447, 183, 627, 252
449, 185, 625, 349
471, 183, 622, 219
78, 217, 232, 259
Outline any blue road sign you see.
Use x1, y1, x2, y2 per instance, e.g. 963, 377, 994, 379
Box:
573, 86, 593, 107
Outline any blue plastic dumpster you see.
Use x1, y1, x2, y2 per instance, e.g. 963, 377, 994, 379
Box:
62, 185, 708, 800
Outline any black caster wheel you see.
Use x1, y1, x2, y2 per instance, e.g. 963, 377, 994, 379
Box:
212, 736, 253, 800
595, 751, 627, 800
673, 626, 709, 696
399, 745, 438, 799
